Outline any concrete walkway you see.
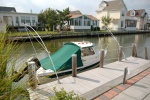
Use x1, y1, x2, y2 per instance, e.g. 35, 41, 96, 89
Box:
94, 68, 150, 100
28, 57, 150, 100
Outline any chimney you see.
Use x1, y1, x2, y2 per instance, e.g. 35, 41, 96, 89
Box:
30, 9, 32, 13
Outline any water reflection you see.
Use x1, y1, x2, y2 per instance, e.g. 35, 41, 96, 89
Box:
16, 33, 150, 68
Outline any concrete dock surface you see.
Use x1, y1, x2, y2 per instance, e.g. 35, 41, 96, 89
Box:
28, 57, 150, 100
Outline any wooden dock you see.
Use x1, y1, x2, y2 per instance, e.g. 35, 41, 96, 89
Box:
28, 57, 150, 100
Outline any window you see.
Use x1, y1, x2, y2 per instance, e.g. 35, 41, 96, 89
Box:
84, 21, 86, 26
87, 21, 90, 26
121, 21, 123, 27
72, 19, 74, 25
79, 20, 82, 26
122, 11, 125, 16
130, 10, 135, 16
32, 17, 35, 25
75, 20, 78, 26
21, 16, 25, 23
84, 16, 87, 20
125, 20, 137, 27
26, 16, 30, 23
95, 21, 97, 26
79, 16, 82, 26
16, 17, 19, 23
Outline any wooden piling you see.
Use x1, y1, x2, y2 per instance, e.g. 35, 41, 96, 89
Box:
145, 47, 148, 60
28, 61, 37, 89
123, 67, 128, 84
118, 46, 123, 61
100, 49, 104, 68
132, 43, 137, 57
72, 54, 77, 77
134, 44, 137, 57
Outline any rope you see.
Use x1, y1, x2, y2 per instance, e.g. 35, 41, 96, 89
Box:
25, 27, 38, 57
104, 58, 118, 60
106, 49, 119, 52
104, 26, 127, 60
122, 46, 133, 49
24, 24, 60, 84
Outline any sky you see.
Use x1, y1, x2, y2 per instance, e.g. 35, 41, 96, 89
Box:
0, 0, 150, 17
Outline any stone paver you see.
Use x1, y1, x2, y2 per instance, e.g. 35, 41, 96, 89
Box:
111, 93, 137, 100
94, 68, 150, 100
143, 94, 150, 100
112, 74, 150, 100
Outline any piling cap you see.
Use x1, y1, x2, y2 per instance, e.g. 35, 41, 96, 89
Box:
27, 61, 35, 65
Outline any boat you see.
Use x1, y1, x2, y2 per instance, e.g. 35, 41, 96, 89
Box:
28, 41, 107, 77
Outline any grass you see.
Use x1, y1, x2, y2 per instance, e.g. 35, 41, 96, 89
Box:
7, 31, 58, 37
6, 30, 110, 37
0, 33, 29, 100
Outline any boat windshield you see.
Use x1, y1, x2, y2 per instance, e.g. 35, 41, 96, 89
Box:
81, 47, 95, 57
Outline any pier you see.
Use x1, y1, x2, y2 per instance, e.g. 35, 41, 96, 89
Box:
28, 56, 150, 100
9, 30, 150, 42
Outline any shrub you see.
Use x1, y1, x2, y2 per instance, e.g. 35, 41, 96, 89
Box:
94, 27, 100, 31
50, 87, 85, 100
0, 33, 29, 100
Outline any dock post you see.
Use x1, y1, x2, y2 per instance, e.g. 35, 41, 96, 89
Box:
72, 54, 77, 77
28, 61, 37, 89
145, 47, 148, 60
132, 43, 137, 57
123, 67, 128, 84
100, 49, 104, 68
118, 46, 123, 61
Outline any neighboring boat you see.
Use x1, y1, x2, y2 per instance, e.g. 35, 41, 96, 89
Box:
32, 41, 107, 77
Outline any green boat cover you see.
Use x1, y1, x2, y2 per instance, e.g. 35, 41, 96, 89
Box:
40, 43, 83, 71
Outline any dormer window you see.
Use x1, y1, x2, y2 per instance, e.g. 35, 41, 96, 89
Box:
130, 10, 135, 16
122, 11, 125, 16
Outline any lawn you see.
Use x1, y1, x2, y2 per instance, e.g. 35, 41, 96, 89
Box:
6, 30, 109, 37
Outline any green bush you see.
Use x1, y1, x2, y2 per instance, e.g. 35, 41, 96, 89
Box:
0, 33, 29, 100
50, 87, 85, 100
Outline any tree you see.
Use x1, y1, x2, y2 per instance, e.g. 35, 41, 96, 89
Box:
56, 7, 71, 30
38, 8, 58, 31
101, 16, 112, 27
38, 10, 46, 30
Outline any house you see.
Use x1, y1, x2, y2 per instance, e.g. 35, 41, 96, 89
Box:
147, 19, 150, 30
0, 6, 38, 32
127, 9, 149, 30
96, 0, 137, 31
67, 10, 99, 32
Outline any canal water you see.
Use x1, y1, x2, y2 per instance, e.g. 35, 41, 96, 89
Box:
15, 33, 150, 71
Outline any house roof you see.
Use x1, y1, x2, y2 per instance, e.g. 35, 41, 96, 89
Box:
69, 10, 98, 20
126, 9, 146, 17
104, 0, 123, 11
69, 10, 82, 15
70, 14, 82, 19
0, 6, 16, 12
86, 15, 98, 20
96, 0, 126, 12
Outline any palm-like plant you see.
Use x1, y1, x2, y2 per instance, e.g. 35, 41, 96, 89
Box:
101, 16, 112, 27
0, 33, 29, 100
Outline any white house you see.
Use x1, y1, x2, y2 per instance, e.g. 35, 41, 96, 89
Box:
96, 0, 137, 31
127, 9, 149, 30
0, 6, 38, 32
68, 11, 99, 32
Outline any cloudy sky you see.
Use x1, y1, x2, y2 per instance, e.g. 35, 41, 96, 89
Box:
0, 0, 150, 16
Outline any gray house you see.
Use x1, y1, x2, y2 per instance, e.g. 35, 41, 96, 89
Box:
67, 10, 99, 32
0, 6, 38, 32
